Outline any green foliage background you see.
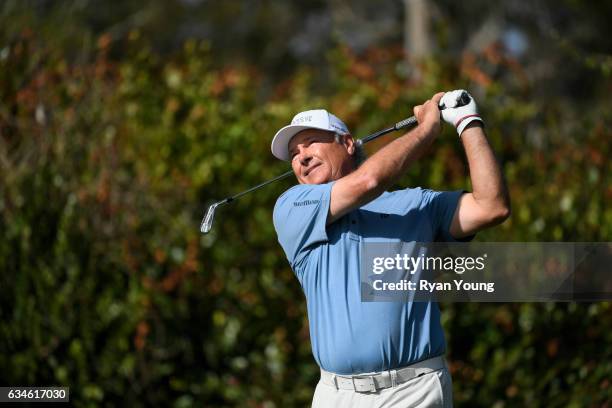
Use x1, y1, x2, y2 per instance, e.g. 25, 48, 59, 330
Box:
1, 8, 611, 408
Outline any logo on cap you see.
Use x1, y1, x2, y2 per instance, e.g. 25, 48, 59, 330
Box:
292, 115, 313, 125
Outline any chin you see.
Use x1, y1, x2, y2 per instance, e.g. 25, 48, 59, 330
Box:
304, 173, 330, 185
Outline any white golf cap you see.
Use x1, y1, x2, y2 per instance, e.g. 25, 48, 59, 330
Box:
271, 109, 350, 161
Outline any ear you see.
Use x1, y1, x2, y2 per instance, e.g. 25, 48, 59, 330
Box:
341, 134, 356, 155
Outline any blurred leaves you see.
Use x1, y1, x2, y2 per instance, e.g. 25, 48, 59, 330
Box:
0, 7, 611, 408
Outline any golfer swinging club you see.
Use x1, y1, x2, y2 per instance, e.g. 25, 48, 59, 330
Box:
271, 90, 510, 407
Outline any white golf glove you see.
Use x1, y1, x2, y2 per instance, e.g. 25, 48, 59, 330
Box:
439, 90, 484, 137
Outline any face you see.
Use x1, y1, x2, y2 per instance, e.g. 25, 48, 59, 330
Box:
288, 129, 356, 184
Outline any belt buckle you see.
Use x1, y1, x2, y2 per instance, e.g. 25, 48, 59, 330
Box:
352, 375, 377, 393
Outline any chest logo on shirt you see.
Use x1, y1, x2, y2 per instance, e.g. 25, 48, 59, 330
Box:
294, 200, 320, 207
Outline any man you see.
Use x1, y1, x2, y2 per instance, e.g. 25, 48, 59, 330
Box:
271, 91, 510, 407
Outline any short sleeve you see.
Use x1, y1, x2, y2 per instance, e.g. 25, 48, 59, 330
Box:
421, 189, 474, 242
273, 183, 332, 266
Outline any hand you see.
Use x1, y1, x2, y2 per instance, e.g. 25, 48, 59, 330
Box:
413, 92, 445, 137
439, 90, 484, 136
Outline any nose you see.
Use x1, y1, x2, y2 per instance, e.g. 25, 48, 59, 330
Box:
295, 145, 312, 166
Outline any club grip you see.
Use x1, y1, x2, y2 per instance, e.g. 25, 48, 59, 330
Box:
394, 116, 417, 130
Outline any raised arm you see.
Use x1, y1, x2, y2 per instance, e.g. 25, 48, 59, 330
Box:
439, 91, 511, 238
328, 93, 445, 224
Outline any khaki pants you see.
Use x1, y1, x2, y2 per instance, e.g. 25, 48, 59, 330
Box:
312, 364, 453, 408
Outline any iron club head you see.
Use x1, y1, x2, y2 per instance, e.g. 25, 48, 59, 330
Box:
200, 201, 223, 234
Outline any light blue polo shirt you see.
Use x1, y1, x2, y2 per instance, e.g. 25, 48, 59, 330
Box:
273, 182, 468, 375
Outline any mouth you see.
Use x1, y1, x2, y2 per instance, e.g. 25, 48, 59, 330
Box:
304, 163, 321, 177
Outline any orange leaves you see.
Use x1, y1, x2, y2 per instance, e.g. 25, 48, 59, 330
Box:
461, 52, 493, 87
587, 147, 604, 166
461, 42, 529, 90
348, 60, 375, 81
377, 81, 402, 109
494, 307, 515, 334
211, 68, 245, 96
142, 237, 200, 294
153, 248, 167, 264
165, 97, 181, 114
122, 239, 140, 274
547, 338, 559, 357
189, 104, 206, 121
97, 34, 112, 51
95, 170, 110, 206
134, 321, 150, 351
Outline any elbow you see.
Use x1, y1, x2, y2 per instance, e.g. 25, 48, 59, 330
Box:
362, 174, 380, 193
490, 201, 511, 225
354, 172, 382, 200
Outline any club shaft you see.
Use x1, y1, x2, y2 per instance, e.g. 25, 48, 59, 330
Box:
227, 170, 294, 203
228, 115, 417, 202
201, 114, 419, 233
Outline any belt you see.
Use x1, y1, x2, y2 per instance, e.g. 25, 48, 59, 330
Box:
319, 356, 446, 393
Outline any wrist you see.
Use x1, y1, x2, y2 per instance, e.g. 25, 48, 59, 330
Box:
456, 116, 484, 137
418, 121, 440, 140
459, 121, 486, 139
463, 121, 484, 131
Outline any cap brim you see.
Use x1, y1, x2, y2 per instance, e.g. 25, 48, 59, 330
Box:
271, 124, 331, 161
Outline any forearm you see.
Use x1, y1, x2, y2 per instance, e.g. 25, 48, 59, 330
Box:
461, 123, 510, 214
357, 123, 436, 192
328, 123, 437, 224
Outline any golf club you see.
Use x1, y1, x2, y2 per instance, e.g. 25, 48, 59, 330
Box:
200, 92, 470, 234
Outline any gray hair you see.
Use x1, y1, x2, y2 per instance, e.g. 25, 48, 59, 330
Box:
334, 133, 366, 167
